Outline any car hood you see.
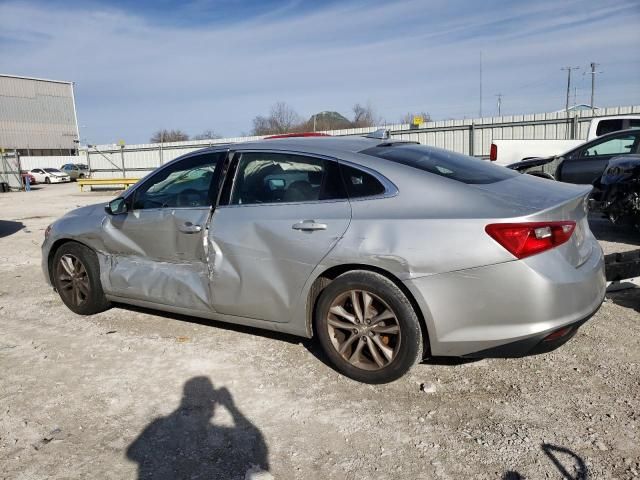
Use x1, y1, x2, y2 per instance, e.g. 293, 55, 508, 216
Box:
506, 156, 554, 171
63, 202, 107, 218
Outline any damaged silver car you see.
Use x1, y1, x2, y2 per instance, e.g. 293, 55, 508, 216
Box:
42, 134, 606, 383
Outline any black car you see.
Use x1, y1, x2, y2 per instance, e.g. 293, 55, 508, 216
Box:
507, 128, 640, 184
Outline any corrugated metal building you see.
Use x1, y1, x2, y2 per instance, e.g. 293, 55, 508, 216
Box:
0, 74, 79, 156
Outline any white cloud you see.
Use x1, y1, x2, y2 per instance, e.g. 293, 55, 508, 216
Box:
1, 0, 638, 142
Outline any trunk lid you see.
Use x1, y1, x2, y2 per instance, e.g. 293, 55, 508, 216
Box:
476, 175, 593, 267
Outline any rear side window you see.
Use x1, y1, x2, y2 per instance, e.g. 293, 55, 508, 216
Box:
340, 164, 386, 198
596, 119, 623, 136
362, 145, 517, 184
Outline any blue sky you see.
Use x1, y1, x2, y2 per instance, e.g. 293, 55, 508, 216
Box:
1, 0, 639, 145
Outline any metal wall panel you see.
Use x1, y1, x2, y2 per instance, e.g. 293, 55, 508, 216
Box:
20, 155, 83, 170
17, 105, 636, 176
0, 75, 78, 150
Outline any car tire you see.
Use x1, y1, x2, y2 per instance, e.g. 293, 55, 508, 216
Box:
78, 174, 85, 179
52, 242, 111, 315
315, 270, 423, 384
45, 177, 51, 184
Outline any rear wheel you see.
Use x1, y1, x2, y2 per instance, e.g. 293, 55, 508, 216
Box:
315, 271, 423, 384
52, 242, 110, 315
45, 177, 51, 184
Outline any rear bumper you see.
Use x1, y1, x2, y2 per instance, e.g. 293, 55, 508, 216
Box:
404, 237, 606, 357
461, 309, 597, 358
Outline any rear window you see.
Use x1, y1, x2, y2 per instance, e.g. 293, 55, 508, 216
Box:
362, 145, 517, 184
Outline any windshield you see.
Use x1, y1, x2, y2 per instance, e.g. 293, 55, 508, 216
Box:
44, 168, 62, 173
361, 144, 518, 184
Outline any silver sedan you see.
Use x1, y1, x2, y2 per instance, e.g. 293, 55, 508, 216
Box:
42, 135, 606, 383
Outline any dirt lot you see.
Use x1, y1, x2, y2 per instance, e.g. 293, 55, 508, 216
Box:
1, 183, 639, 480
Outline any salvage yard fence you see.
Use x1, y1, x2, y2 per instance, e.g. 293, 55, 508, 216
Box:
14, 105, 640, 181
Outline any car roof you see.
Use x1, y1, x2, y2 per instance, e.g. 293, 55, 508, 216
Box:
195, 135, 419, 159
235, 135, 386, 153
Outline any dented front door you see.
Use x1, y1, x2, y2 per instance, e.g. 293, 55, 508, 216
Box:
101, 151, 225, 311
207, 151, 351, 323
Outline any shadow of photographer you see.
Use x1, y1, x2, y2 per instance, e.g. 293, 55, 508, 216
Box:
127, 376, 269, 479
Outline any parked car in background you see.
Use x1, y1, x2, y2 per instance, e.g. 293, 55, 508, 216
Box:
490, 115, 640, 165
507, 128, 640, 184
29, 168, 71, 184
60, 163, 90, 181
42, 135, 605, 383
21, 172, 36, 185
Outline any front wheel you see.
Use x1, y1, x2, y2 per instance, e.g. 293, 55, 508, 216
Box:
52, 242, 110, 315
315, 271, 423, 384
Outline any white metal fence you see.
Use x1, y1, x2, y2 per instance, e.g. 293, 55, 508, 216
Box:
15, 105, 640, 180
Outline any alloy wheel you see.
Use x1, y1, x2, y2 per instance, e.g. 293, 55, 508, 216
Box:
326, 289, 401, 371
56, 254, 90, 306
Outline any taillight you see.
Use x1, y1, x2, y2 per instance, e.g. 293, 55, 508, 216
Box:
489, 143, 497, 161
485, 221, 576, 259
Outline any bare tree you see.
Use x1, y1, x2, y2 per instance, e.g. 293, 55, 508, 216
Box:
150, 129, 190, 143
271, 101, 302, 133
400, 112, 432, 125
352, 103, 378, 128
251, 102, 303, 135
251, 115, 272, 136
192, 129, 221, 140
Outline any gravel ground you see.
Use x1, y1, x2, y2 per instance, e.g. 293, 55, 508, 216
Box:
1, 183, 639, 480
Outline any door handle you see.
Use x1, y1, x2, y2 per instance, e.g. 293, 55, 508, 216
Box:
292, 220, 327, 231
179, 222, 202, 234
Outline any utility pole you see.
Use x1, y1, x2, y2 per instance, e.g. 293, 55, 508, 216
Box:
479, 51, 483, 117
561, 66, 580, 113
589, 62, 601, 113
495, 93, 503, 116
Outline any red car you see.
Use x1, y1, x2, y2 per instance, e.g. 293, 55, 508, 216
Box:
21, 172, 36, 185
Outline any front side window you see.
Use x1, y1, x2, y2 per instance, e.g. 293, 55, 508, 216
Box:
583, 133, 638, 157
230, 152, 345, 205
132, 152, 222, 210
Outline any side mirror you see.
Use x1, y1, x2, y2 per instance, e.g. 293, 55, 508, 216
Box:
105, 198, 128, 215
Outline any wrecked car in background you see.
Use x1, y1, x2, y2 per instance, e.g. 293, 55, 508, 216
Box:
507, 128, 640, 183
592, 154, 640, 228
42, 134, 606, 383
